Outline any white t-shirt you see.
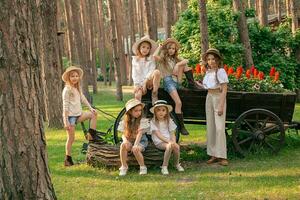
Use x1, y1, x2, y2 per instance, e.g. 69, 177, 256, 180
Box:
202, 68, 229, 89
150, 119, 177, 146
132, 56, 156, 86
117, 118, 150, 134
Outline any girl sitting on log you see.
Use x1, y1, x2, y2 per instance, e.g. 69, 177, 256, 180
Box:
118, 99, 150, 176
150, 100, 184, 175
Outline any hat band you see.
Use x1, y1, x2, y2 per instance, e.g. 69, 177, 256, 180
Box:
153, 100, 168, 107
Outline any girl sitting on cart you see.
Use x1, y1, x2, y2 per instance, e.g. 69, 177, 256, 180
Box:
202, 48, 229, 166
132, 35, 161, 104
150, 100, 184, 175
118, 99, 150, 176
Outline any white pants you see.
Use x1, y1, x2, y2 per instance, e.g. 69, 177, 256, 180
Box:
205, 92, 227, 159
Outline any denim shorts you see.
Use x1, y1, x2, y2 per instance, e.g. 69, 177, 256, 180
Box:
163, 76, 178, 94
68, 116, 80, 125
122, 134, 148, 151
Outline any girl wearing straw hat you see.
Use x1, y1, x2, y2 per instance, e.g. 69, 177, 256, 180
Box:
202, 48, 229, 166
150, 100, 184, 175
118, 99, 150, 176
132, 35, 161, 104
62, 66, 98, 166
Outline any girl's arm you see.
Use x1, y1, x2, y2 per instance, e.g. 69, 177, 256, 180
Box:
153, 45, 162, 61
134, 130, 143, 146
176, 59, 188, 66
122, 134, 129, 143
170, 131, 176, 143
153, 130, 170, 143
218, 83, 228, 116
80, 92, 97, 114
62, 88, 70, 129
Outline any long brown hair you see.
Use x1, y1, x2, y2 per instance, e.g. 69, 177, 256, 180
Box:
205, 53, 222, 84
136, 41, 152, 60
160, 42, 181, 67
153, 106, 171, 130
124, 106, 142, 140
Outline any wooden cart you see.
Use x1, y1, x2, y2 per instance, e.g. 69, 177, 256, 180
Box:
113, 88, 299, 156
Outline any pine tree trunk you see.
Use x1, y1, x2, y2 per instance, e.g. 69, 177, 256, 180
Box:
258, 0, 268, 26
286, 0, 291, 17
290, 0, 299, 35
128, 0, 136, 85
198, 0, 209, 61
277, 0, 282, 23
108, 0, 123, 101
139, 0, 145, 36
0, 1, 57, 199
164, 0, 174, 38
144, 0, 158, 41
97, 0, 107, 85
233, 0, 254, 68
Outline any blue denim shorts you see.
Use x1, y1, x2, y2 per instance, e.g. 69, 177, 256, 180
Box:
122, 134, 148, 151
163, 76, 178, 93
68, 116, 80, 125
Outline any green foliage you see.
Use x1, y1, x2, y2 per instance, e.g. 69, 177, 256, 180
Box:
172, 0, 299, 90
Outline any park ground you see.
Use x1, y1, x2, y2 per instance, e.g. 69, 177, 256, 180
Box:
46, 83, 300, 200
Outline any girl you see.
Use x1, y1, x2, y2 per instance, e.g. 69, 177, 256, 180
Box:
62, 66, 98, 167
154, 38, 200, 135
118, 98, 149, 176
202, 48, 229, 166
132, 35, 161, 104
150, 100, 184, 175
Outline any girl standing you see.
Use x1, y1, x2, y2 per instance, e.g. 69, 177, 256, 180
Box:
62, 66, 98, 166
154, 38, 200, 135
132, 35, 161, 104
150, 100, 184, 175
118, 99, 149, 176
202, 48, 229, 166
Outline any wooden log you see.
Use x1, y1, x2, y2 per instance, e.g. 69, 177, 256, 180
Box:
86, 142, 164, 168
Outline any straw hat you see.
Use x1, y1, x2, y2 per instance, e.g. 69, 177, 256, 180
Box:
162, 38, 180, 49
125, 99, 145, 113
62, 66, 83, 82
132, 35, 158, 55
202, 48, 223, 62
150, 100, 173, 113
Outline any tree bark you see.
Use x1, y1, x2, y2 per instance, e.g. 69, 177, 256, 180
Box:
163, 0, 174, 38
0, 1, 57, 199
144, 0, 158, 41
233, 0, 254, 68
290, 0, 299, 35
108, 0, 123, 101
198, 0, 209, 62
286, 0, 291, 17
277, 0, 282, 23
257, 0, 268, 26
128, 0, 136, 85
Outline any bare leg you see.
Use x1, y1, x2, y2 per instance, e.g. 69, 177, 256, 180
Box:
132, 145, 145, 166
66, 126, 75, 156
120, 142, 132, 168
157, 143, 173, 167
134, 88, 143, 101
169, 90, 182, 113
172, 143, 181, 166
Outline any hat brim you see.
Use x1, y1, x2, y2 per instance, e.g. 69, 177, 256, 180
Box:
126, 102, 145, 113
202, 49, 223, 62
132, 38, 158, 55
162, 38, 180, 49
150, 104, 173, 114
62, 67, 83, 82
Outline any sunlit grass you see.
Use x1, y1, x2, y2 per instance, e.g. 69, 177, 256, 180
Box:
46, 83, 300, 199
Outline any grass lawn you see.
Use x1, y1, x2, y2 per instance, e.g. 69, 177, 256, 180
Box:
46, 83, 300, 200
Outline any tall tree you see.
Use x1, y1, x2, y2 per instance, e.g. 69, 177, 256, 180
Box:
198, 0, 209, 60
257, 0, 268, 26
290, 0, 299, 35
128, 0, 137, 85
164, 0, 174, 38
108, 0, 123, 100
233, 0, 254, 68
144, 0, 158, 41
286, 0, 291, 17
277, 0, 282, 23
0, 1, 57, 199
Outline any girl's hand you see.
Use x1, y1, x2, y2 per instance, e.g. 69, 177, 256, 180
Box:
217, 106, 224, 116
90, 107, 97, 115
64, 122, 71, 130
134, 86, 143, 93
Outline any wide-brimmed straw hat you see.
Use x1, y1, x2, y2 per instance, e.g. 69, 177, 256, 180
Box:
125, 99, 145, 113
132, 35, 158, 55
162, 38, 180, 49
202, 48, 223, 62
150, 100, 173, 113
62, 66, 83, 82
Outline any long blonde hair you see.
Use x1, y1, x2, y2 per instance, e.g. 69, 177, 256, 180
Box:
64, 70, 82, 93
124, 106, 142, 140
160, 42, 181, 67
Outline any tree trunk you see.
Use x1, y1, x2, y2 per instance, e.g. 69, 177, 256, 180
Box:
233, 0, 254, 68
277, 0, 282, 23
144, 0, 158, 41
286, 0, 291, 17
198, 0, 209, 62
164, 0, 174, 38
258, 0, 268, 26
128, 0, 136, 85
0, 1, 57, 199
97, 0, 107, 85
108, 0, 123, 101
41, 0, 64, 128
70, 0, 89, 98
137, 0, 145, 37
290, 0, 299, 35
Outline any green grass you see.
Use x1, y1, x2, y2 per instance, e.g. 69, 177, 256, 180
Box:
47, 83, 300, 200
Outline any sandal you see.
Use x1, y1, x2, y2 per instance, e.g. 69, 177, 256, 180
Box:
206, 156, 218, 164
219, 159, 229, 166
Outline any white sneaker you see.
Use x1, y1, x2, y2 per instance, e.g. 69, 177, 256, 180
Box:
139, 166, 147, 175
119, 166, 128, 176
161, 166, 169, 175
176, 164, 184, 172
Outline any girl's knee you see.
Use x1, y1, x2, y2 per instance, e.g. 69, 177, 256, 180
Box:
172, 143, 180, 150
121, 142, 131, 151
132, 146, 141, 154
175, 100, 182, 108
166, 143, 172, 150
153, 69, 161, 77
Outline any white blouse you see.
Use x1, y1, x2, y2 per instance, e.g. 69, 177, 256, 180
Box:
117, 118, 150, 134
203, 68, 229, 89
150, 119, 177, 146
132, 56, 156, 86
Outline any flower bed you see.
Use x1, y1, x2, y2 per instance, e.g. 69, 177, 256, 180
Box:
186, 64, 288, 93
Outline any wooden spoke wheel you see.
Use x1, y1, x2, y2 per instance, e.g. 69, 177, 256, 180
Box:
113, 107, 180, 144
232, 109, 285, 156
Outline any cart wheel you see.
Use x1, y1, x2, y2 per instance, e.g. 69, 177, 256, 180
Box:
232, 108, 285, 156
113, 108, 180, 144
